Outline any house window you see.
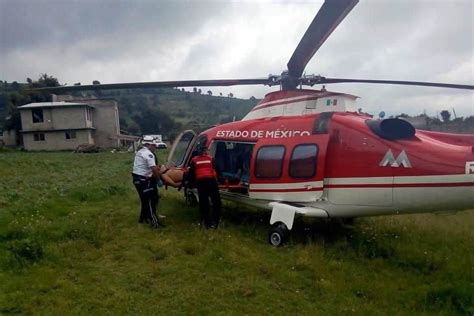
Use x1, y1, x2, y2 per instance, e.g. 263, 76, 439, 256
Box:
65, 131, 76, 139
255, 145, 285, 179
32, 108, 44, 123
33, 133, 45, 141
289, 144, 318, 178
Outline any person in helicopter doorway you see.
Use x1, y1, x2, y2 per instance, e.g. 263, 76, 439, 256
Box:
188, 145, 222, 229
236, 144, 253, 184
132, 136, 165, 228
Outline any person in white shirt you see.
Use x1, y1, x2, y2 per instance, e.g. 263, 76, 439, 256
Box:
132, 136, 164, 228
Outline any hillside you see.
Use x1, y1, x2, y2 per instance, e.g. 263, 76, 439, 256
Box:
96, 88, 259, 138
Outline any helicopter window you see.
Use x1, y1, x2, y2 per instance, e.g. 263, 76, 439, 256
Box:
187, 135, 209, 164
171, 131, 196, 167
289, 144, 318, 178
196, 135, 208, 148
305, 101, 317, 109
255, 145, 285, 179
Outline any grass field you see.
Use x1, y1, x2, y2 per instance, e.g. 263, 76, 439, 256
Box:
0, 150, 473, 315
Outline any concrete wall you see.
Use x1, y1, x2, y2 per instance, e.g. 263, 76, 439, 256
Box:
21, 107, 54, 131
55, 96, 121, 148
1, 129, 18, 146
23, 130, 93, 151
90, 100, 121, 148
427, 122, 474, 134
20, 106, 91, 131
401, 117, 474, 135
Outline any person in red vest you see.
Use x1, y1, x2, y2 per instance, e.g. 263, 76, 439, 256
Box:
188, 145, 222, 228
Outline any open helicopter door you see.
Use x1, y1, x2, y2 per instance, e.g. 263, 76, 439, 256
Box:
249, 134, 329, 203
166, 130, 197, 168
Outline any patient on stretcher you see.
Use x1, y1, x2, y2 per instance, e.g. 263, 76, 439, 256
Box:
159, 165, 183, 188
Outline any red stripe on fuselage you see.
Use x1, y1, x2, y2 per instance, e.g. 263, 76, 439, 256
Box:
249, 187, 323, 193
249, 182, 473, 192
325, 182, 474, 189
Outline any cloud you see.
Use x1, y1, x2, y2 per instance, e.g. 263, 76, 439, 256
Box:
1, 0, 472, 117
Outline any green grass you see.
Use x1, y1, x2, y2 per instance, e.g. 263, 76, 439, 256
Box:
0, 151, 473, 315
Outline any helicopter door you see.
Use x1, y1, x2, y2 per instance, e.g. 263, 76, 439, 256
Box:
249, 135, 329, 202
166, 130, 197, 168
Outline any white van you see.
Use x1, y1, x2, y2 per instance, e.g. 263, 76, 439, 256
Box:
142, 135, 167, 149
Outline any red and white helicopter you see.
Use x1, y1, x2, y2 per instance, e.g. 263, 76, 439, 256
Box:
38, 0, 473, 246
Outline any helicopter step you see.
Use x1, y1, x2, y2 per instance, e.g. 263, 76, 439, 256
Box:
268, 202, 329, 247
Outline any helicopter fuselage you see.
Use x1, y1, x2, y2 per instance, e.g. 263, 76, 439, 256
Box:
168, 90, 474, 220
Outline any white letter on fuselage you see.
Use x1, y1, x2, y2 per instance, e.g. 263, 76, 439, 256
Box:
379, 149, 412, 168
466, 161, 474, 174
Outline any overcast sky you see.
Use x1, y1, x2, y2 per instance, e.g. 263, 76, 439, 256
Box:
1, 0, 473, 118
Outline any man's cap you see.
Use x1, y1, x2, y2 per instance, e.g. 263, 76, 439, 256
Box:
142, 135, 159, 146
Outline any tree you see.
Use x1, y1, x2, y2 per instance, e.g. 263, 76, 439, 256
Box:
3, 92, 29, 130
37, 73, 60, 88
30, 74, 61, 102
127, 121, 140, 134
2, 74, 62, 130
151, 94, 160, 106
440, 110, 451, 122
131, 106, 182, 137
427, 117, 441, 125
11, 81, 20, 91
119, 117, 128, 129
193, 87, 197, 93
207, 90, 212, 96
228, 93, 234, 98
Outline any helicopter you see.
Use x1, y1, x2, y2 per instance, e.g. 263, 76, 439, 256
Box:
34, 0, 473, 246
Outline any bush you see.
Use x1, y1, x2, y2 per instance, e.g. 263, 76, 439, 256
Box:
426, 285, 473, 314
7, 238, 44, 265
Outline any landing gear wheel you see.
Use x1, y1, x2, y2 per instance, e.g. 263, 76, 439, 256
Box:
185, 191, 197, 207
268, 224, 289, 247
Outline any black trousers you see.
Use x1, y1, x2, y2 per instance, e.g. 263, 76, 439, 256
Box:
132, 174, 159, 226
196, 178, 222, 227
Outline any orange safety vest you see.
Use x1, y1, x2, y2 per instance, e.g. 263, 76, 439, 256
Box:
192, 154, 216, 180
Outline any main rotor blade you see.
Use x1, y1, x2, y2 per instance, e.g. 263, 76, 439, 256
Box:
287, 0, 358, 79
317, 77, 474, 90
29, 78, 270, 93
